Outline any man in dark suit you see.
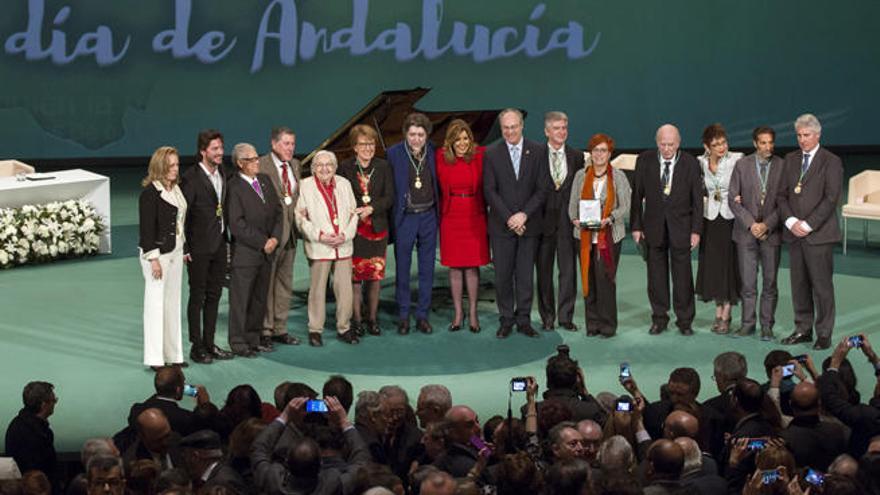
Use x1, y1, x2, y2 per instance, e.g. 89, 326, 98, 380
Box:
388, 113, 439, 335
630, 124, 703, 336
729, 127, 785, 341
536, 111, 584, 332
777, 114, 843, 350
121, 408, 184, 473
180, 129, 233, 365
258, 126, 302, 348
780, 381, 847, 471
125, 366, 215, 439
226, 143, 283, 357
483, 108, 551, 338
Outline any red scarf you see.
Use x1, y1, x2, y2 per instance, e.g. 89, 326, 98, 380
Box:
579, 166, 617, 297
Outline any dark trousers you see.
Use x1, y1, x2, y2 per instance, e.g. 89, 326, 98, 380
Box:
536, 231, 578, 326
491, 234, 539, 327
227, 261, 271, 351
646, 234, 695, 329
788, 241, 835, 339
584, 241, 622, 335
185, 243, 226, 352
394, 211, 437, 320
736, 238, 780, 331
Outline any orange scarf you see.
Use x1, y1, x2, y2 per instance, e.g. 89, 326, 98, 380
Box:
579, 166, 616, 297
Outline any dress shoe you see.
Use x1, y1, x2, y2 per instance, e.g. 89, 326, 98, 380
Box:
366, 320, 381, 336
469, 325, 481, 334
398, 319, 410, 335
813, 337, 831, 350
259, 336, 276, 351
760, 328, 774, 342
272, 334, 301, 345
254, 344, 275, 353
560, 322, 578, 332
338, 331, 360, 345
679, 327, 694, 336
541, 321, 554, 331
190, 351, 213, 365
210, 345, 234, 360
649, 323, 667, 335
417, 319, 433, 334
734, 326, 756, 338
781, 331, 812, 345
518, 324, 540, 338
448, 323, 462, 332
496, 325, 513, 339
710, 317, 724, 333
586, 328, 599, 336
233, 349, 257, 358
308, 333, 324, 347
351, 320, 365, 337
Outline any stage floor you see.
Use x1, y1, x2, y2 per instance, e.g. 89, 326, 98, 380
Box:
1, 167, 879, 452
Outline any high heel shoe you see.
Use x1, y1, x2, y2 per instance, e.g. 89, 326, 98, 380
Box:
448, 322, 462, 332
469, 325, 481, 333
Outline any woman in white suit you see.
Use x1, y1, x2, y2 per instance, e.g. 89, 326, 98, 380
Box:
138, 146, 187, 369
295, 150, 361, 347
696, 123, 744, 334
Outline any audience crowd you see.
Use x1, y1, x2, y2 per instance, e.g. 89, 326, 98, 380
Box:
6, 334, 880, 495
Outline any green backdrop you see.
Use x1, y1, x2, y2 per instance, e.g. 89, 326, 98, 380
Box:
1, 0, 878, 158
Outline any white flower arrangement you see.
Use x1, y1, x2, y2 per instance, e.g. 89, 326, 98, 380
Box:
0, 199, 105, 268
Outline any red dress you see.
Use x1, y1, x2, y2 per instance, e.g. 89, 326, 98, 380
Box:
436, 146, 490, 267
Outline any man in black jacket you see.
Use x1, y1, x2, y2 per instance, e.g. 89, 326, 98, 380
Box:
124, 366, 216, 441
4, 381, 58, 490
179, 430, 248, 494
529, 354, 607, 426
780, 381, 846, 470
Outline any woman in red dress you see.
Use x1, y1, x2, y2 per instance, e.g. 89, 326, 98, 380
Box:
436, 119, 490, 333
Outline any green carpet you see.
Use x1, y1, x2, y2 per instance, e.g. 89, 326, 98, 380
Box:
1, 166, 879, 452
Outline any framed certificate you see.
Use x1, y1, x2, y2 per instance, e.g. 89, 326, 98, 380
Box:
579, 199, 602, 229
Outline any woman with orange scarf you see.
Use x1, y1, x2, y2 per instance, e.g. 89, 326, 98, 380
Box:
568, 134, 631, 337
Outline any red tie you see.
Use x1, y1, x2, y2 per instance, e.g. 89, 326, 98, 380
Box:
281, 163, 293, 197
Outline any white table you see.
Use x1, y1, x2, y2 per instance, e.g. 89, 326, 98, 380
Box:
0, 169, 112, 253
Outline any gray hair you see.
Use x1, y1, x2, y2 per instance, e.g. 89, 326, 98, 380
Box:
231, 142, 257, 166
81, 438, 116, 466
713, 352, 748, 385
310, 150, 338, 173
794, 113, 822, 134
498, 108, 524, 125
378, 385, 409, 404
86, 455, 124, 479
548, 421, 578, 447
544, 111, 569, 128
675, 437, 702, 476
354, 390, 382, 424
418, 384, 452, 411
597, 435, 635, 472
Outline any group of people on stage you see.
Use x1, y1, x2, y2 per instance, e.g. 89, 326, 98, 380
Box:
137, 110, 843, 367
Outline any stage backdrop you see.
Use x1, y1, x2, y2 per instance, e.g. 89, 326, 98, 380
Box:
1, 0, 878, 159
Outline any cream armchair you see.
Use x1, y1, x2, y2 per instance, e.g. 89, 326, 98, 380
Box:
841, 170, 880, 254
0, 160, 35, 177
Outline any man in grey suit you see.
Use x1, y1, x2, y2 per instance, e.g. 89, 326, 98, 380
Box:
728, 127, 785, 341
777, 114, 843, 350
258, 127, 302, 348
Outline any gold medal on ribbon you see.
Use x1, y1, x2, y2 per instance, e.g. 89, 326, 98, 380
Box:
663, 185, 671, 196
760, 193, 765, 206
332, 217, 339, 226
215, 204, 223, 217
284, 195, 292, 206
713, 191, 721, 202
362, 195, 371, 204
794, 183, 802, 194
415, 178, 423, 189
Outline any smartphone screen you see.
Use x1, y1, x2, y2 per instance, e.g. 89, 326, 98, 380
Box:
182, 384, 198, 398
747, 439, 767, 451
615, 400, 632, 412
782, 364, 795, 378
761, 469, 780, 485
306, 399, 328, 413
619, 362, 631, 380
805, 469, 824, 486
511, 378, 527, 392
848, 335, 864, 348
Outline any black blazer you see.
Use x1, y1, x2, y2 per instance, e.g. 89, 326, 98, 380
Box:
227, 173, 283, 267
777, 147, 843, 245
337, 157, 395, 234
630, 151, 703, 249
537, 143, 585, 236
180, 163, 227, 255
482, 138, 551, 238
138, 184, 179, 255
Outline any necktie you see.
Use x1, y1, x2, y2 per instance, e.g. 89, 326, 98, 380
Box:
760, 161, 768, 184
662, 160, 671, 193
801, 153, 811, 174
511, 146, 521, 179
551, 151, 562, 187
252, 179, 264, 201
281, 163, 293, 196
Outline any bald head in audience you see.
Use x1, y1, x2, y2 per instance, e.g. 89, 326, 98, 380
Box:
663, 410, 699, 439
576, 419, 602, 463
136, 408, 172, 455
420, 471, 456, 495
445, 405, 479, 445
828, 454, 859, 478
790, 381, 820, 415
647, 439, 684, 481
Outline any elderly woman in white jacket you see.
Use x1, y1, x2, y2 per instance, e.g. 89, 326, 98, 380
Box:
295, 150, 361, 347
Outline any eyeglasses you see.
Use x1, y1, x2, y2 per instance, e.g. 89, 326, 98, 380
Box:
591, 147, 610, 153
239, 156, 259, 163
356, 142, 376, 148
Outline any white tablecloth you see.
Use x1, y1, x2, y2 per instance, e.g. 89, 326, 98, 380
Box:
0, 169, 112, 253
